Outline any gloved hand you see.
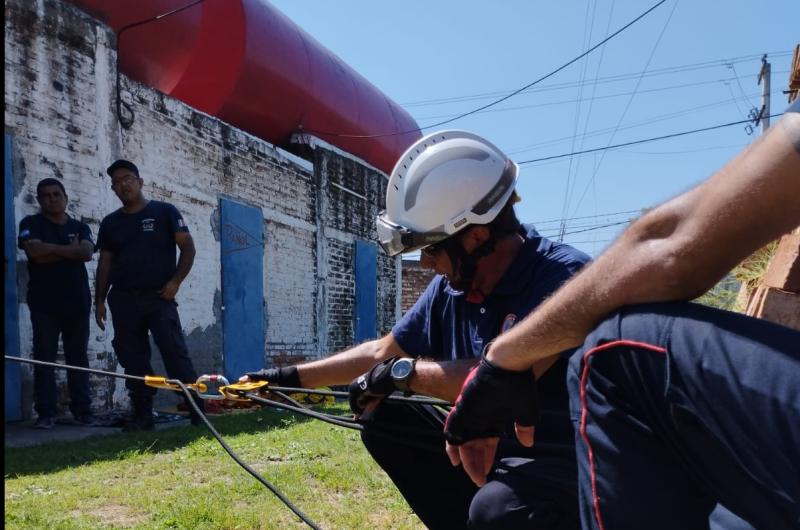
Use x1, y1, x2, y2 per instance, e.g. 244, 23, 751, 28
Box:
348, 356, 399, 416
242, 365, 301, 388
443, 354, 539, 446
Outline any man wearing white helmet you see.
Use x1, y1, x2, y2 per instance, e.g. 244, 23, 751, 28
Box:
245, 130, 590, 529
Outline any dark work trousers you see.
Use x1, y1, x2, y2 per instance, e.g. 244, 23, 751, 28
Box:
567, 303, 800, 530
107, 289, 199, 408
30, 310, 92, 419
362, 362, 579, 530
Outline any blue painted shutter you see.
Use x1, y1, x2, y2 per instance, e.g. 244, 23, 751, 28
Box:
354, 240, 378, 342
220, 198, 265, 381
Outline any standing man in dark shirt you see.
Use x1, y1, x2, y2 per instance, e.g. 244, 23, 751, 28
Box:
18, 178, 96, 429
95, 159, 204, 431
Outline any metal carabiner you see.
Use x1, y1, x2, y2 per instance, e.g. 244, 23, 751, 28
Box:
194, 374, 230, 400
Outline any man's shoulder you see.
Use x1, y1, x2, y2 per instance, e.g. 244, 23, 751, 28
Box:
545, 239, 592, 266
520, 224, 591, 267
425, 273, 451, 297
100, 208, 124, 225
149, 200, 178, 213
20, 213, 44, 226
66, 216, 90, 230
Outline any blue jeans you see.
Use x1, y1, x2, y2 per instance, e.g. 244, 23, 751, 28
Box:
30, 310, 92, 419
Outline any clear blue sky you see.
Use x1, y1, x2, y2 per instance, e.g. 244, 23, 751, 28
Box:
272, 0, 798, 257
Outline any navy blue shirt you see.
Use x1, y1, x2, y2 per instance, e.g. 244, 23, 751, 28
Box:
17, 213, 94, 315
97, 200, 189, 291
393, 224, 591, 455
393, 225, 590, 361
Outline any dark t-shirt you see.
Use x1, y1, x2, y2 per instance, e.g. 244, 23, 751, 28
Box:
392, 224, 591, 456
17, 213, 94, 315
96, 200, 189, 291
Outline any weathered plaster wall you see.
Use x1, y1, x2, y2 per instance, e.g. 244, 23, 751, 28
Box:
4, 0, 397, 418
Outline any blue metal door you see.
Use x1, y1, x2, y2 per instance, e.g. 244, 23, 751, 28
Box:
354, 240, 378, 342
5, 134, 22, 421
220, 198, 265, 381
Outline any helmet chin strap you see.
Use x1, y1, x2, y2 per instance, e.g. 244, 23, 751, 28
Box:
443, 212, 518, 295
442, 233, 497, 294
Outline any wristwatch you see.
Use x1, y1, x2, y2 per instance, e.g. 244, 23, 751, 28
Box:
390, 357, 417, 394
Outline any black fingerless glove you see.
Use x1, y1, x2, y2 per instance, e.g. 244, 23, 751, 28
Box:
443, 355, 539, 446
348, 356, 399, 415
245, 365, 301, 388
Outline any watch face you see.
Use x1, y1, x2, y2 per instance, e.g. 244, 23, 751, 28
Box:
391, 359, 413, 379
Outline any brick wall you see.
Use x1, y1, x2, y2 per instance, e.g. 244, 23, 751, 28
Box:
401, 258, 436, 314
4, 0, 399, 417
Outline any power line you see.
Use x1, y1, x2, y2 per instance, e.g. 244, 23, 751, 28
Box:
399, 51, 792, 108
532, 209, 644, 225
410, 74, 786, 122
559, 0, 604, 241
619, 142, 747, 155
516, 114, 781, 165
299, 0, 668, 139
506, 91, 768, 155
566, 0, 680, 224
539, 219, 634, 237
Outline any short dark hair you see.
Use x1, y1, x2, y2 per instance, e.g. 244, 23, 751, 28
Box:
106, 159, 140, 177
36, 178, 66, 197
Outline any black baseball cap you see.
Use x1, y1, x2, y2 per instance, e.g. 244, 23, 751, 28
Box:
106, 159, 139, 177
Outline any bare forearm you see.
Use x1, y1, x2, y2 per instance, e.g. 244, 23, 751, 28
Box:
25, 241, 91, 262
297, 338, 399, 388
490, 113, 800, 371
409, 359, 476, 402
172, 245, 195, 284
490, 202, 726, 369
95, 256, 111, 303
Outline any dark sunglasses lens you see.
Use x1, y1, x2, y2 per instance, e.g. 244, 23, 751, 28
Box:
422, 243, 442, 256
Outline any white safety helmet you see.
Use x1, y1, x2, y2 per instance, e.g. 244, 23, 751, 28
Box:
376, 130, 519, 256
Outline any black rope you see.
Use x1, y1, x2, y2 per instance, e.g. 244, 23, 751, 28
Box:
242, 392, 446, 454
6, 355, 320, 528
172, 380, 322, 530
267, 385, 452, 407
4, 354, 450, 524
4, 355, 146, 382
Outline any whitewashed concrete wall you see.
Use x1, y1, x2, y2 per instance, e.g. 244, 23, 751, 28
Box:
4, 0, 398, 417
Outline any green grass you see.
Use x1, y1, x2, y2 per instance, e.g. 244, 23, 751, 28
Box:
4, 404, 423, 529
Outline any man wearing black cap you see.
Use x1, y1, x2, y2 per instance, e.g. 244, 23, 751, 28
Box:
95, 159, 204, 430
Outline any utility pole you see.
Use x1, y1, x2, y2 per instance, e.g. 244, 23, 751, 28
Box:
757, 54, 771, 133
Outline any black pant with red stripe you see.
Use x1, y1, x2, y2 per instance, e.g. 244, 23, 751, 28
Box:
567, 302, 800, 530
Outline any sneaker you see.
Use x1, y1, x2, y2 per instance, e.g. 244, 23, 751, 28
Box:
33, 416, 55, 430
74, 414, 97, 426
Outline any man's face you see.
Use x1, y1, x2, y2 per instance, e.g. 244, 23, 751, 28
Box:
37, 185, 67, 215
419, 237, 468, 290
110, 168, 143, 203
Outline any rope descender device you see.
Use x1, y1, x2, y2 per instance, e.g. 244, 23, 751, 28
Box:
144, 374, 270, 401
